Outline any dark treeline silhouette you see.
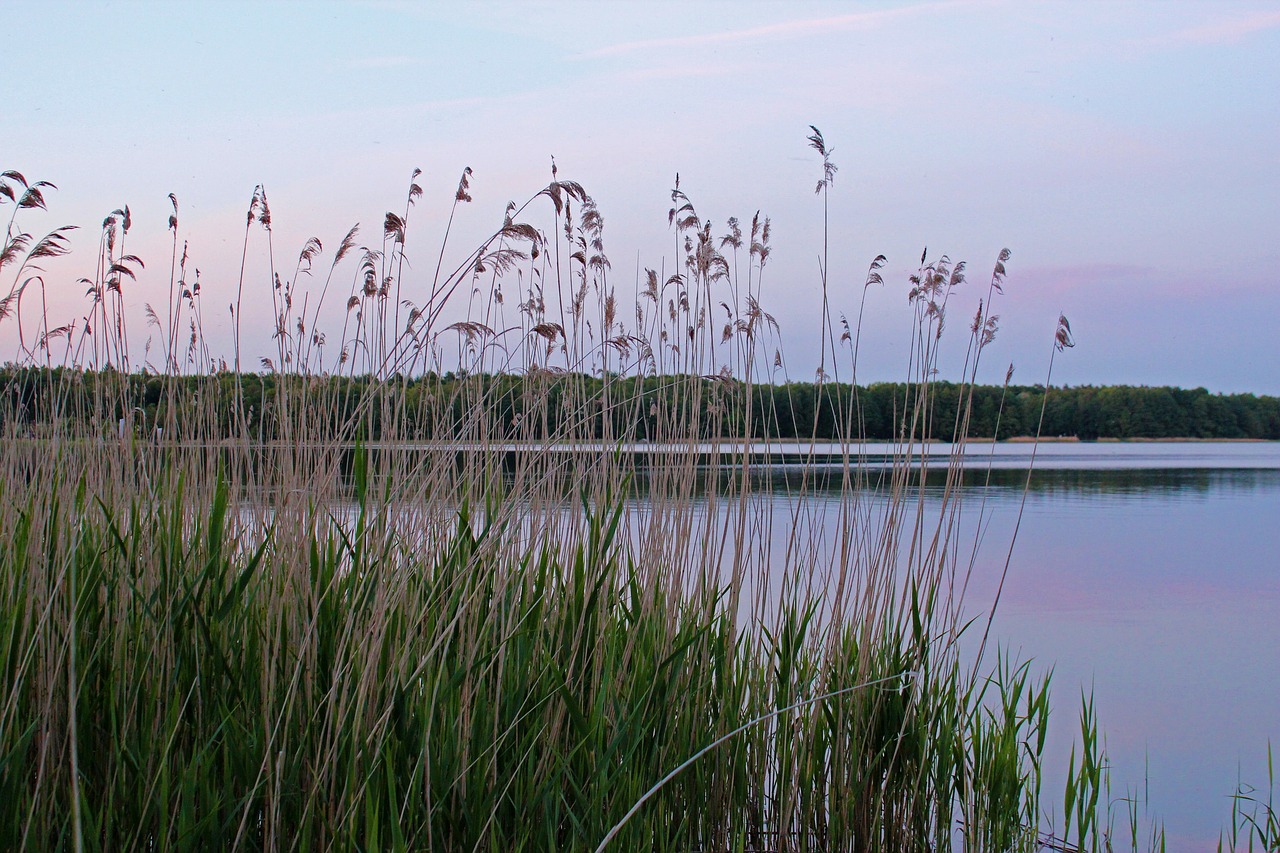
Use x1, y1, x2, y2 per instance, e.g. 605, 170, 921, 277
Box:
3, 367, 1277, 442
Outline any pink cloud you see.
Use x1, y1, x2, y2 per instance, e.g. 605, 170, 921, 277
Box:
1017, 262, 1274, 304
576, 0, 982, 59
348, 55, 423, 70
1160, 9, 1280, 46
1017, 262, 1156, 298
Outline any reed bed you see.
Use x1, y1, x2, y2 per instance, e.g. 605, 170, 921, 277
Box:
0, 150, 1183, 852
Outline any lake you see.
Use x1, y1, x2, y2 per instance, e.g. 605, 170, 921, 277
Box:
971, 444, 1280, 848
737, 441, 1280, 847
339, 439, 1280, 844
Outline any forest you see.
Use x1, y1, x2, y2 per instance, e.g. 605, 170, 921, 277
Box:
4, 367, 1276, 442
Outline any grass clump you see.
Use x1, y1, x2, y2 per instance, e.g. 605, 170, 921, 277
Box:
0, 147, 1176, 851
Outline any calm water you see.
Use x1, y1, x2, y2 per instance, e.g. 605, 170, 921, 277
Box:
756, 442, 1280, 847
975, 446, 1280, 848
612, 441, 1277, 844
344, 440, 1280, 844
597, 440, 1278, 844
483, 438, 1280, 472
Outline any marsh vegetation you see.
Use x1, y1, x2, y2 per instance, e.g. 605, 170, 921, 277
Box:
0, 140, 1273, 851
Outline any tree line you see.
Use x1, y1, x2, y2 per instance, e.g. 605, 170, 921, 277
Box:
2, 367, 1277, 442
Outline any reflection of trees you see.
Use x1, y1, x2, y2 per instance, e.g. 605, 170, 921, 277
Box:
620, 466, 1280, 501
926, 467, 1279, 500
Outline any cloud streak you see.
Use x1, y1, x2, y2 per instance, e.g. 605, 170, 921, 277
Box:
349, 55, 423, 70
575, 0, 979, 59
1158, 9, 1280, 46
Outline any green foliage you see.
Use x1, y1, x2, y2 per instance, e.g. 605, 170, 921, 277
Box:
0, 459, 1069, 850
3, 368, 1274, 442
2, 151, 1227, 851
1223, 742, 1279, 853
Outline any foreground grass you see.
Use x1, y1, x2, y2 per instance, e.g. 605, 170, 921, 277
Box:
3, 149, 1274, 851
0, 433, 1057, 851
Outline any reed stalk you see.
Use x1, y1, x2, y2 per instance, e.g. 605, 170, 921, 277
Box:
0, 146, 1187, 851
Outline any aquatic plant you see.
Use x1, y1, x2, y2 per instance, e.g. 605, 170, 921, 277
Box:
0, 136, 1185, 852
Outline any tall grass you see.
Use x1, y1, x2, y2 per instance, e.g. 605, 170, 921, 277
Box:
0, 149, 1171, 851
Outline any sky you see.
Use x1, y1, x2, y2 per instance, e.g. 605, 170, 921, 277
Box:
3, 0, 1278, 392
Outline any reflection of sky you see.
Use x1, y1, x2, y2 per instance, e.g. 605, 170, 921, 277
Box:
320, 445, 1273, 843
620, 442, 1280, 499
969, 470, 1280, 847
627, 452, 1280, 846
991, 469, 1280, 609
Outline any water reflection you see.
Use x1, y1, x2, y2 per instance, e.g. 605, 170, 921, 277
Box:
1022, 466, 1280, 500
979, 458, 1280, 848
283, 442, 1280, 845
638, 447, 1280, 847
668, 465, 1280, 500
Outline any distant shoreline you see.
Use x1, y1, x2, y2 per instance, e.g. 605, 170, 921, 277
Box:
996, 436, 1272, 444
4, 368, 1277, 443
785, 436, 1277, 444
809, 436, 1276, 444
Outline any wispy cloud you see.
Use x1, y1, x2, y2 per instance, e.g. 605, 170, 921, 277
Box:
1020, 262, 1275, 302
1162, 9, 1280, 45
1019, 262, 1155, 296
575, 0, 978, 59
611, 59, 771, 85
349, 55, 423, 70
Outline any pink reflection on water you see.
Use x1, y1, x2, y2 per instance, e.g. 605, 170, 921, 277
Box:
979, 467, 1280, 847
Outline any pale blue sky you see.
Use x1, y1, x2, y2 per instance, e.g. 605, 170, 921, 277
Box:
4, 1, 1278, 391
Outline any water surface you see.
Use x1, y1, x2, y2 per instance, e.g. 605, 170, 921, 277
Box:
794, 442, 1280, 846
983, 454, 1280, 848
